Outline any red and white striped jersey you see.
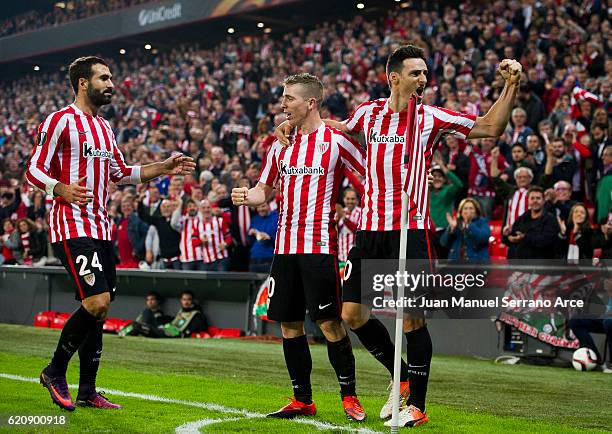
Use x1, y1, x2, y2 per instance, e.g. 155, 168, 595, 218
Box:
179, 215, 204, 262
506, 187, 529, 227
337, 206, 362, 262
26, 104, 141, 243
237, 205, 251, 247
201, 217, 231, 263
259, 123, 365, 255
345, 97, 476, 231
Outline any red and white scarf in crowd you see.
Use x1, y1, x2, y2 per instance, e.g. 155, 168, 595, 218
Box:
506, 187, 529, 226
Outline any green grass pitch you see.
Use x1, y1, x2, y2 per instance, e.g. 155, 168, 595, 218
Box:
0, 324, 610, 433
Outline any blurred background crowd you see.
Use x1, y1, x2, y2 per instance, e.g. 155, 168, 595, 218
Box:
0, 0, 610, 269
0, 0, 151, 37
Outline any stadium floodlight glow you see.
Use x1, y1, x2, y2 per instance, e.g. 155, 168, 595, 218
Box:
33, 66, 40, 71
257, 22, 264, 28
264, 27, 272, 33
144, 44, 152, 50
55, 2, 66, 8
356, 2, 365, 9
119, 49, 126, 55
227, 27, 235, 34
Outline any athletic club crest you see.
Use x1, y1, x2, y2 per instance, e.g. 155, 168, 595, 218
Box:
83, 273, 96, 286
316, 141, 330, 154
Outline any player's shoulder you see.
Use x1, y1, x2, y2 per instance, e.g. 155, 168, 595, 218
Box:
325, 124, 360, 147
422, 103, 476, 119
40, 105, 74, 126
96, 115, 113, 129
267, 139, 283, 154
355, 98, 386, 112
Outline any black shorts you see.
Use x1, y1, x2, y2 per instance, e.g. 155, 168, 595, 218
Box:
342, 229, 436, 305
52, 238, 117, 302
267, 254, 341, 322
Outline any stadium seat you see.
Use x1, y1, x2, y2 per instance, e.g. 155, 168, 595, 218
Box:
34, 311, 57, 328
206, 326, 243, 338
49, 312, 70, 329
103, 318, 132, 334
488, 220, 508, 263
191, 332, 211, 339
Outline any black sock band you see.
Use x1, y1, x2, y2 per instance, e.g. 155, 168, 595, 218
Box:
77, 320, 104, 399
282, 335, 312, 404
352, 318, 409, 381
405, 326, 432, 411
326, 335, 356, 398
49, 306, 98, 376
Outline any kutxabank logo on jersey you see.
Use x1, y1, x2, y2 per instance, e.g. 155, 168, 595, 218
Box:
368, 129, 406, 144
82, 142, 113, 159
279, 160, 325, 176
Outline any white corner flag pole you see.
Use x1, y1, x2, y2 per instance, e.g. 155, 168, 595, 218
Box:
390, 188, 409, 433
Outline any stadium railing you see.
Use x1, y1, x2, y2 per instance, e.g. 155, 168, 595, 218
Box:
0, 265, 267, 332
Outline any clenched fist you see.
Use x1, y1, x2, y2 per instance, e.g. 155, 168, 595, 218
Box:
498, 59, 522, 85
232, 187, 249, 206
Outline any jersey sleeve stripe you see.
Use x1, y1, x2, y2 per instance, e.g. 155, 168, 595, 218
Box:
26, 111, 68, 192
259, 142, 279, 187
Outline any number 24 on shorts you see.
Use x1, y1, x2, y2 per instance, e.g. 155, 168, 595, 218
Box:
76, 252, 103, 276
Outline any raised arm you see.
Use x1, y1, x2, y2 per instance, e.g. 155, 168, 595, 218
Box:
170, 203, 182, 232
468, 59, 522, 139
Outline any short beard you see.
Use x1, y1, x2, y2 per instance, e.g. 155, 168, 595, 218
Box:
87, 85, 112, 107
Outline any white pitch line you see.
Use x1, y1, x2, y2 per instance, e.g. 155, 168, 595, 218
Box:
0, 373, 382, 434
175, 417, 242, 434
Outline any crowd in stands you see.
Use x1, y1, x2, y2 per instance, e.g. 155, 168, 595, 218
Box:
0, 0, 151, 38
0, 0, 610, 270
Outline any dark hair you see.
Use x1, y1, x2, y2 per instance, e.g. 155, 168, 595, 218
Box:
567, 203, 591, 232
147, 291, 161, 301
237, 176, 252, 188
386, 45, 426, 77
550, 136, 565, 145
527, 186, 544, 197
343, 187, 356, 197
68, 56, 108, 93
511, 143, 526, 151
16, 217, 36, 233
180, 290, 194, 298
